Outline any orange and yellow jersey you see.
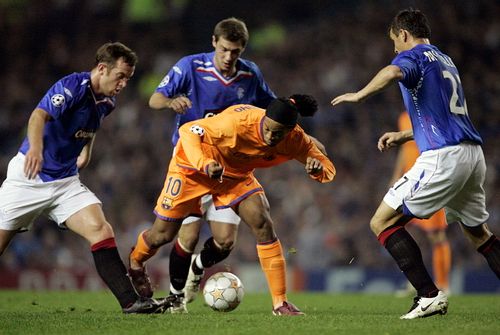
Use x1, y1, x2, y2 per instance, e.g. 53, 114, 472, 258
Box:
399, 111, 420, 173
174, 104, 335, 183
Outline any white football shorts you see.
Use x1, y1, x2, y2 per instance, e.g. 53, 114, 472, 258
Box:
0, 153, 101, 231
383, 142, 489, 227
182, 194, 241, 225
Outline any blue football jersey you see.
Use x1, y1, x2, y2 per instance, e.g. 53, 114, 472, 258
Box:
392, 44, 482, 152
155, 52, 276, 145
19, 72, 115, 181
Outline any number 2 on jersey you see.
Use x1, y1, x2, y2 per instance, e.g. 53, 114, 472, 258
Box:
442, 70, 468, 115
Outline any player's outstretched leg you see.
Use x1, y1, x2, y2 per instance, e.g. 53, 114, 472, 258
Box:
122, 296, 172, 314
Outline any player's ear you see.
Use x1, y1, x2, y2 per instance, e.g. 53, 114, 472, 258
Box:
402, 29, 409, 43
96, 63, 107, 75
212, 35, 217, 48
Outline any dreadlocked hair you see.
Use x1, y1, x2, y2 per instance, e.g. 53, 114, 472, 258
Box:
289, 94, 318, 117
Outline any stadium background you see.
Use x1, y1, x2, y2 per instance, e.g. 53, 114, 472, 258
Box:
0, 0, 498, 293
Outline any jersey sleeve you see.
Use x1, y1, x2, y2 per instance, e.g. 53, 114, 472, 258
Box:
178, 120, 217, 174
285, 128, 336, 183
155, 56, 191, 97
391, 51, 421, 89
36, 74, 81, 120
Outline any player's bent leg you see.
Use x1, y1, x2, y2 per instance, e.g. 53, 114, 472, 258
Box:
129, 218, 182, 297
235, 193, 275, 243
65, 205, 150, 310
373, 201, 443, 316
178, 219, 202, 252
462, 223, 500, 278
65, 203, 114, 244
236, 194, 303, 315
128, 231, 156, 298
184, 226, 237, 303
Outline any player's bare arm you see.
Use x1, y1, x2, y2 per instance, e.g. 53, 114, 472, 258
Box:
377, 129, 413, 152
24, 108, 51, 179
331, 65, 403, 106
149, 92, 192, 114
77, 136, 95, 170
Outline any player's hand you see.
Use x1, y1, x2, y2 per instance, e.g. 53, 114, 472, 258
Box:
207, 162, 224, 182
24, 146, 43, 179
330, 92, 361, 106
377, 131, 406, 152
305, 157, 323, 174
169, 96, 192, 114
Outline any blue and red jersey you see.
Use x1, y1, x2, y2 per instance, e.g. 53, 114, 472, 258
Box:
392, 44, 482, 152
19, 72, 115, 181
154, 52, 276, 145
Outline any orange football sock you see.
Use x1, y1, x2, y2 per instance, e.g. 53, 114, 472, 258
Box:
257, 239, 287, 308
433, 241, 451, 291
130, 230, 159, 267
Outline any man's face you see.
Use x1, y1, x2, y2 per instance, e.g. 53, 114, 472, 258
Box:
212, 36, 245, 75
389, 29, 408, 54
262, 117, 293, 146
98, 58, 135, 96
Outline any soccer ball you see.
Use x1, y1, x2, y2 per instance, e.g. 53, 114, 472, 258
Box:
203, 272, 244, 312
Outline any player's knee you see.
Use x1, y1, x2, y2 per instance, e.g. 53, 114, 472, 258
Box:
148, 231, 175, 248
213, 237, 235, 252
90, 220, 114, 239
369, 216, 385, 236
178, 235, 198, 251
249, 219, 274, 242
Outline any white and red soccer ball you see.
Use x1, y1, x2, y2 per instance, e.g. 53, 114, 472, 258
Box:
203, 272, 244, 312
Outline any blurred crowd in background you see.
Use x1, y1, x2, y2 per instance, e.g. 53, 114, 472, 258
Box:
0, 0, 498, 279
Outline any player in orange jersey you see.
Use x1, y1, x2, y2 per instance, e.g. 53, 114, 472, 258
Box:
129, 94, 335, 315
392, 111, 451, 294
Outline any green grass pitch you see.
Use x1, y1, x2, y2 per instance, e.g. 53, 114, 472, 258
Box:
0, 290, 498, 335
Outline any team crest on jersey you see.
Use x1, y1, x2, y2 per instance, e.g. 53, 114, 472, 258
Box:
159, 75, 170, 88
190, 124, 205, 136
161, 196, 173, 210
237, 87, 245, 99
51, 94, 65, 107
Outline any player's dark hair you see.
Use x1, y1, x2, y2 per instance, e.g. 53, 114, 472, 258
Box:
388, 8, 431, 39
213, 17, 249, 47
289, 94, 318, 117
266, 94, 318, 127
95, 42, 138, 68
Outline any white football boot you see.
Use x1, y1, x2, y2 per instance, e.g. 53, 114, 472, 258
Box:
400, 290, 449, 319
